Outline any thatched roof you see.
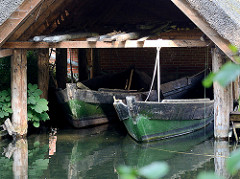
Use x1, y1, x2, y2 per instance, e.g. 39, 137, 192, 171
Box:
186, 0, 240, 48
0, 0, 239, 61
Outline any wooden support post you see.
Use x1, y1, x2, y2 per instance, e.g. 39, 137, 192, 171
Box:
214, 140, 230, 179
56, 48, 67, 89
78, 49, 89, 81
92, 49, 100, 77
11, 49, 28, 137
233, 76, 239, 102
212, 47, 232, 139
38, 49, 50, 99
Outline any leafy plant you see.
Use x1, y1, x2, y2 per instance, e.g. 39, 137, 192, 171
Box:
117, 162, 169, 179
203, 45, 240, 88
0, 90, 12, 124
27, 83, 49, 128
0, 84, 49, 127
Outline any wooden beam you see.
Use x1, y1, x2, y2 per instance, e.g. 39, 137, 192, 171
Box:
0, 0, 44, 47
18, 0, 73, 41
38, 49, 49, 99
2, 40, 208, 49
0, 49, 13, 58
11, 49, 28, 137
8, 0, 57, 41
171, 0, 236, 63
212, 47, 232, 139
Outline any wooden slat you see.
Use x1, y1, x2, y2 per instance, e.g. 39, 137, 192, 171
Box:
2, 40, 208, 49
0, 0, 44, 47
171, 0, 236, 63
0, 49, 13, 58
230, 111, 240, 122
19, 0, 73, 41
9, 0, 56, 41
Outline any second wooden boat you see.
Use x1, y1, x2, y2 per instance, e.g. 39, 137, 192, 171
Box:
56, 68, 155, 128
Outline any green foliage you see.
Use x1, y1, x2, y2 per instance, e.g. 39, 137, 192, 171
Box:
226, 148, 240, 175
0, 90, 12, 123
27, 83, 49, 128
202, 45, 240, 88
197, 172, 225, 179
0, 84, 49, 127
203, 62, 240, 87
117, 162, 169, 179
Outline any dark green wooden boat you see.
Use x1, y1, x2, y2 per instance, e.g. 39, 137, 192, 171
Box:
113, 70, 214, 142
56, 68, 154, 128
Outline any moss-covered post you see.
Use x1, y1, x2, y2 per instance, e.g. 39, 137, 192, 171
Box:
38, 49, 49, 99
212, 47, 232, 139
11, 49, 28, 137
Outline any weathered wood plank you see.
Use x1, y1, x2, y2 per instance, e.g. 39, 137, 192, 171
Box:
171, 0, 236, 63
38, 49, 49, 99
0, 49, 13, 58
212, 47, 232, 139
19, 0, 73, 41
11, 49, 28, 137
0, 0, 44, 47
230, 111, 240, 122
2, 40, 208, 49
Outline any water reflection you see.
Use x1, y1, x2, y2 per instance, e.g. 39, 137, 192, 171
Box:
0, 123, 239, 179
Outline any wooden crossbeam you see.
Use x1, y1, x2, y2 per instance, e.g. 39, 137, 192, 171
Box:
2, 40, 208, 49
19, 0, 73, 41
9, 0, 57, 41
0, 0, 44, 47
0, 49, 13, 58
171, 0, 236, 63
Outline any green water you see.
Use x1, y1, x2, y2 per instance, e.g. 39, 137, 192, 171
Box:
0, 124, 240, 179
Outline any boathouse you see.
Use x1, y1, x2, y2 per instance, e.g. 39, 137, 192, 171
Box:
0, 0, 239, 138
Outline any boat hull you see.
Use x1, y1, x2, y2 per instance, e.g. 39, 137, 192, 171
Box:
114, 97, 214, 142
56, 84, 155, 128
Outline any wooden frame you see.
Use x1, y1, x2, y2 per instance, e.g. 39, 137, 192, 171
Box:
2, 39, 208, 49
0, 49, 13, 58
0, 0, 44, 47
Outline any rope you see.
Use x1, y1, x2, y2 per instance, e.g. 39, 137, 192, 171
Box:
145, 47, 161, 102
149, 146, 229, 159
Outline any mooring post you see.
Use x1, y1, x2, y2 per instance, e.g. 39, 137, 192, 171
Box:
38, 49, 50, 99
11, 49, 28, 137
212, 47, 232, 139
